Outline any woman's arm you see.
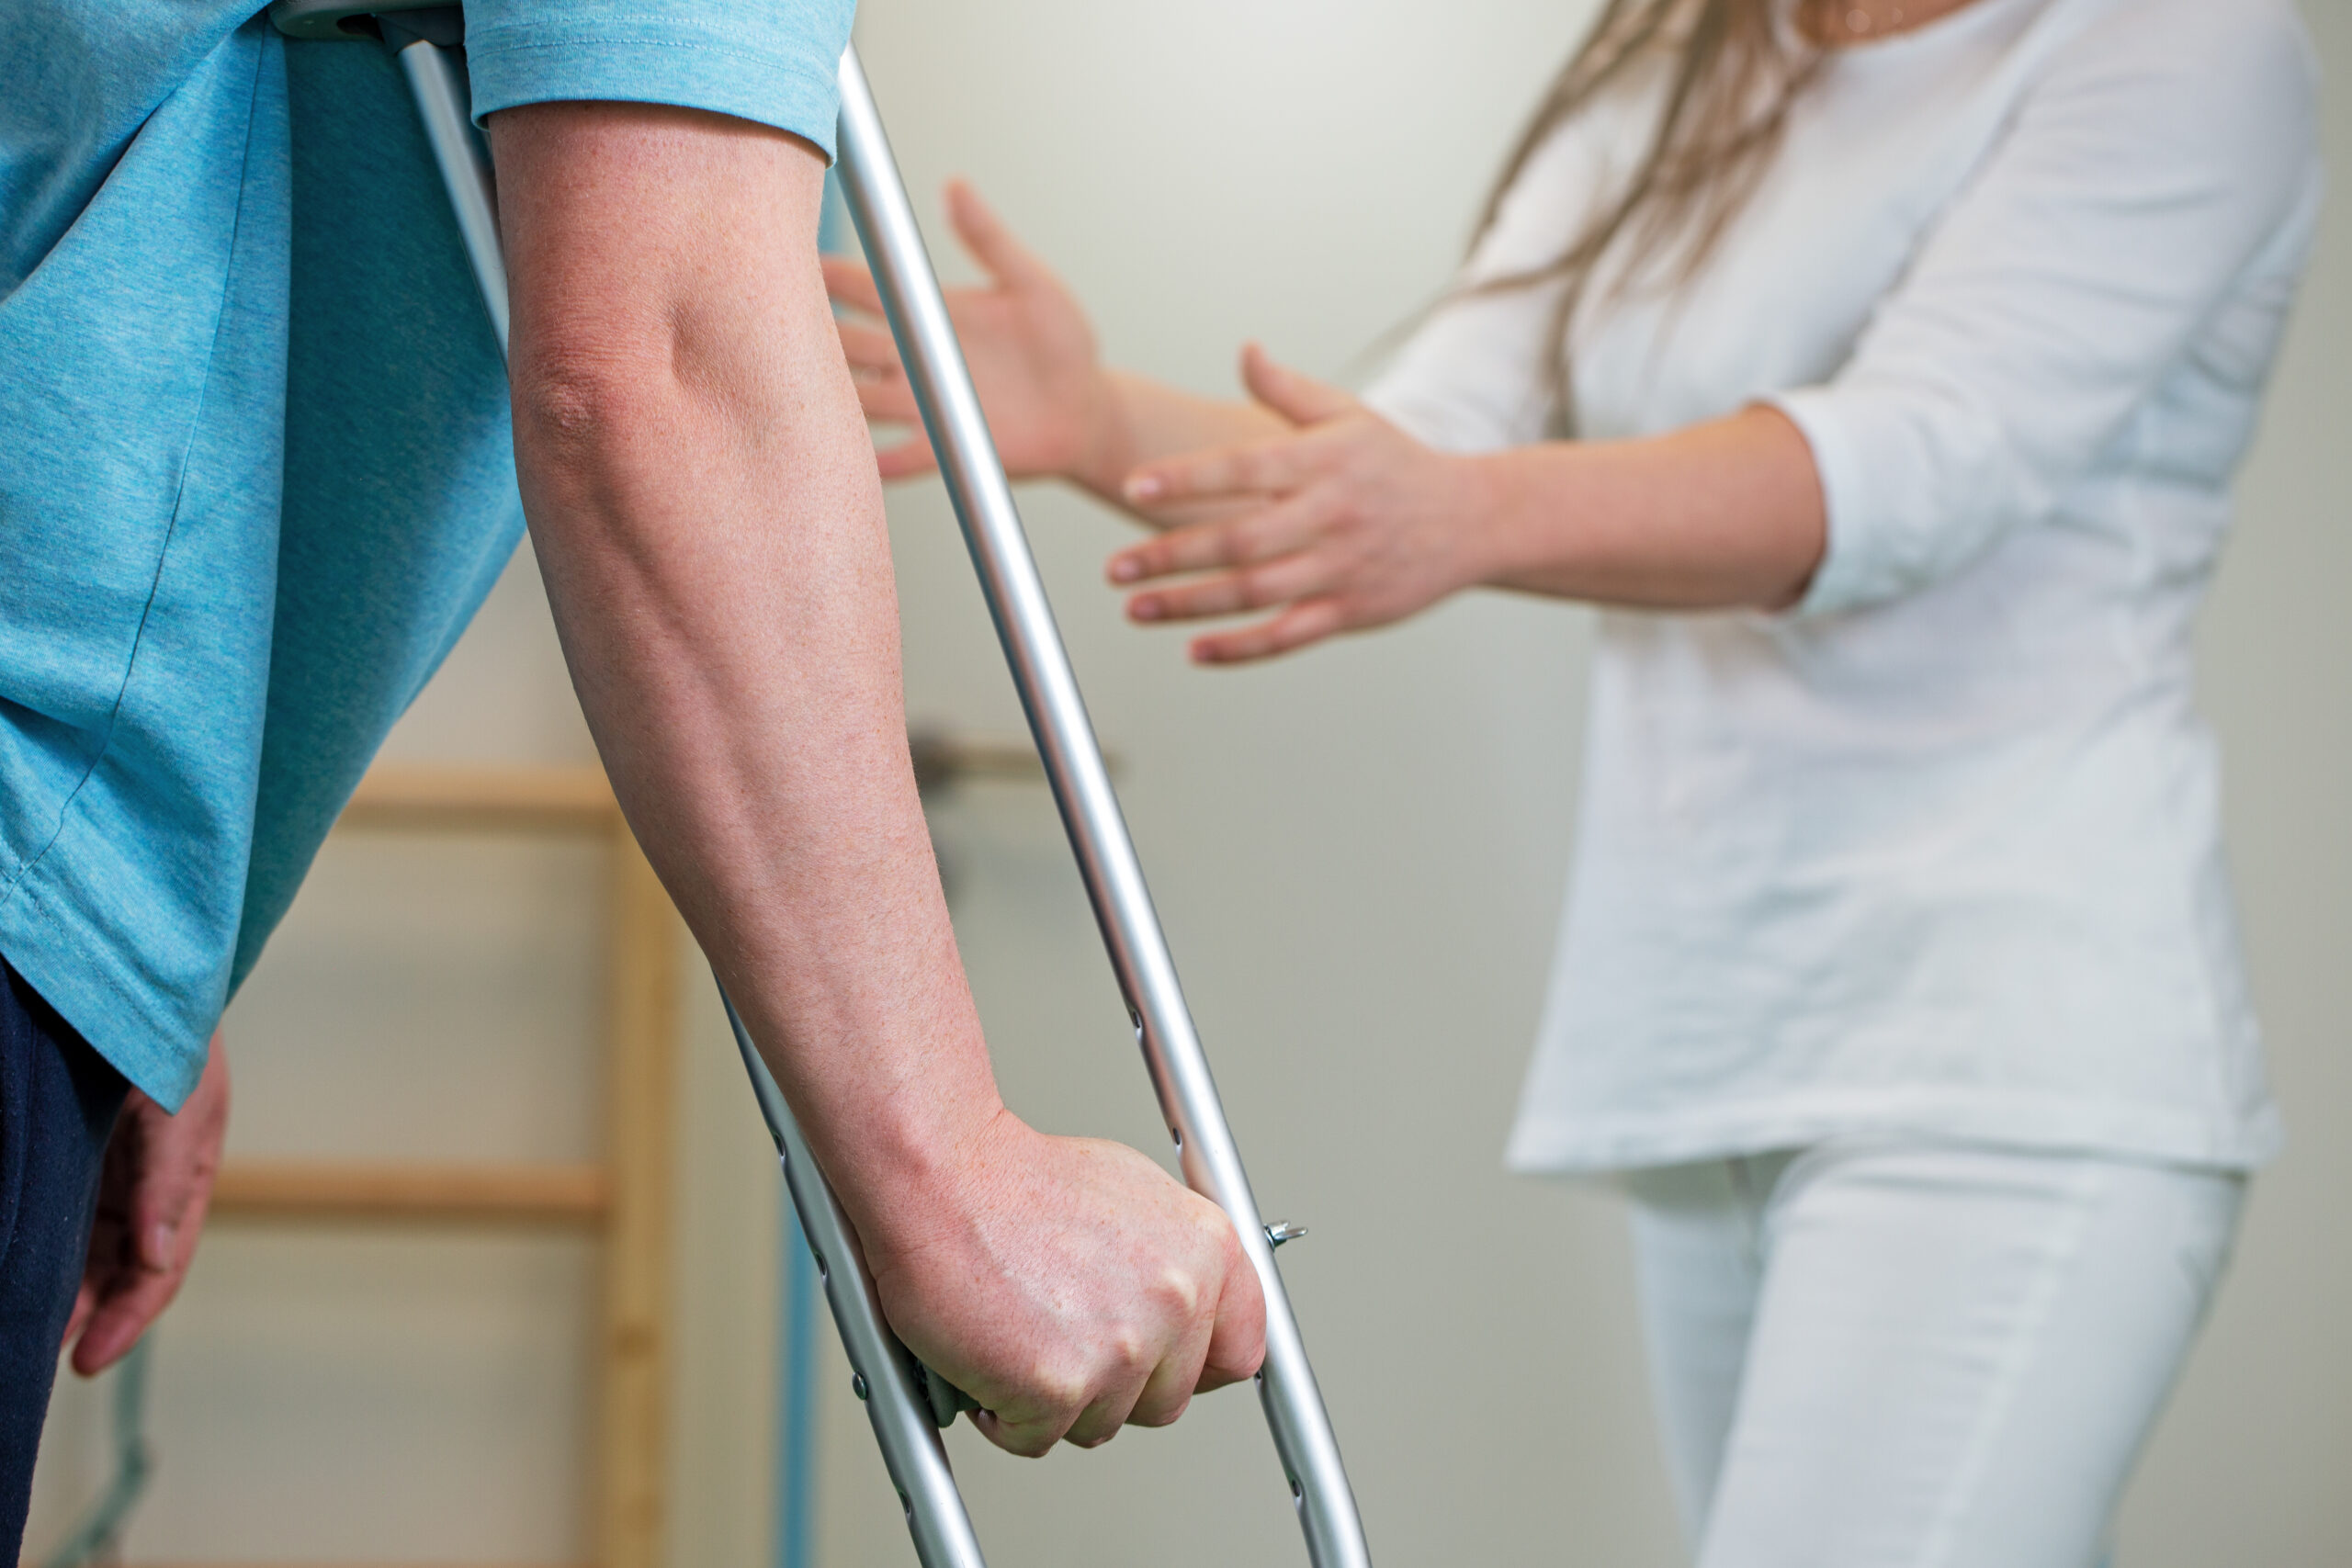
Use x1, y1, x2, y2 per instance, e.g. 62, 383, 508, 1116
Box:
825, 184, 1823, 660
1477, 408, 1823, 607
1105, 345, 1823, 662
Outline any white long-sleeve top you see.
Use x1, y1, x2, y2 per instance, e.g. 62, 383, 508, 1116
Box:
1367, 0, 2322, 1173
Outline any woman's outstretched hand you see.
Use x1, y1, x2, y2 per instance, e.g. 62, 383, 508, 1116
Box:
826, 181, 1118, 484
1112, 345, 1496, 664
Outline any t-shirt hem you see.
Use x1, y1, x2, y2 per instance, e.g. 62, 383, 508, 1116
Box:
0, 868, 210, 1112
465, 29, 846, 160
466, 30, 844, 160
1504, 1090, 2285, 1178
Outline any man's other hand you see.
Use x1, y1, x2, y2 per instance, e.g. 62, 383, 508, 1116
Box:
65, 1029, 228, 1374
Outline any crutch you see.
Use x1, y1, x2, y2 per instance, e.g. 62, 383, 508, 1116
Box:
268, 8, 1374, 1565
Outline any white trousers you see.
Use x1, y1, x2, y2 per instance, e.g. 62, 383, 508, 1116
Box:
1622, 1141, 2244, 1568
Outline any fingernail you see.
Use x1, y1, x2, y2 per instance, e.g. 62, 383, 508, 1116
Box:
1109, 558, 1141, 583
1125, 475, 1163, 502
1131, 597, 1161, 622
143, 1222, 175, 1271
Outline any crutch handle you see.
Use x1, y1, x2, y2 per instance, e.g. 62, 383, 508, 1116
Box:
922, 1362, 983, 1428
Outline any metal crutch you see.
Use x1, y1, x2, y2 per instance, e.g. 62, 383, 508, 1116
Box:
268, 7, 1373, 1564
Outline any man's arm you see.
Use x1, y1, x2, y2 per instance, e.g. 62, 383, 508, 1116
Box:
489, 101, 1262, 1453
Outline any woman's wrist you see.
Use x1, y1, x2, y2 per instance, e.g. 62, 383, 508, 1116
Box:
1456, 446, 1570, 593
1069, 367, 1142, 499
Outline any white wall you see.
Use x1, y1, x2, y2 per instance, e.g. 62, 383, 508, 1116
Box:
2115, 0, 2352, 1554
27, 2, 2346, 1564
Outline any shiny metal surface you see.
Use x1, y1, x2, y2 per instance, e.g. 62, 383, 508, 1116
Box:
726, 996, 989, 1568
833, 44, 1372, 1568
393, 38, 509, 359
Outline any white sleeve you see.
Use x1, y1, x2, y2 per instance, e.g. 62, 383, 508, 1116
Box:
1771, 0, 2322, 617
1363, 103, 1635, 454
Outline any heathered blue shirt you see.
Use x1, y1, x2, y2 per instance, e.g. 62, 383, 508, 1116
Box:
0, 0, 855, 1110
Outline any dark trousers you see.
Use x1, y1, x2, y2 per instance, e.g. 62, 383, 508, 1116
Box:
0, 961, 128, 1561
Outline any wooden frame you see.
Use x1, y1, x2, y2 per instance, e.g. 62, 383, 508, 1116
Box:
208, 763, 680, 1568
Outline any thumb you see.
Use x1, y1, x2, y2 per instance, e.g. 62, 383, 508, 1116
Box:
1239, 344, 1356, 428
945, 179, 1049, 289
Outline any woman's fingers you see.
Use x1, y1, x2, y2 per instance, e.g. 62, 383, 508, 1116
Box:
1126, 544, 1339, 625
1114, 348, 1356, 511
1190, 599, 1350, 665
1109, 489, 1337, 585
847, 377, 921, 430
836, 321, 927, 429
836, 320, 902, 375
820, 252, 885, 318
945, 179, 1051, 290
1238, 343, 1357, 427
1124, 436, 1317, 510
876, 434, 940, 479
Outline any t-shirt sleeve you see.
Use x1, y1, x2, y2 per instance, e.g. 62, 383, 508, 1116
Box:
1363, 99, 1635, 453
1770, 0, 2321, 617
463, 0, 856, 160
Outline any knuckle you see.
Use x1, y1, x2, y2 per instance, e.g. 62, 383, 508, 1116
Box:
1027, 1360, 1091, 1417
1005, 1428, 1057, 1460
1132, 1392, 1191, 1428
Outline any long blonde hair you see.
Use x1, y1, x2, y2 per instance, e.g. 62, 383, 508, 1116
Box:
1472, 0, 1825, 428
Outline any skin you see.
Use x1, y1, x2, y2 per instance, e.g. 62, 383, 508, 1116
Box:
64, 1031, 227, 1376
828, 182, 1826, 665
66, 102, 1266, 1458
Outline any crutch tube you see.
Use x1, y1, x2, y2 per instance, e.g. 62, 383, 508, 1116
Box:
725, 997, 989, 1568
833, 45, 1373, 1568
385, 20, 508, 357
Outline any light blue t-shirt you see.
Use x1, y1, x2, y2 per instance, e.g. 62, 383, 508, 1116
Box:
0, 0, 855, 1110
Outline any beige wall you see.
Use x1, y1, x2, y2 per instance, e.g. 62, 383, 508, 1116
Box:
27, 1, 2347, 1564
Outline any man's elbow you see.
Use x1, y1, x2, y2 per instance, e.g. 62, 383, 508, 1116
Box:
510, 329, 680, 486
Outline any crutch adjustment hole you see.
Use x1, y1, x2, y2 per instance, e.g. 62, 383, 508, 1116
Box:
852, 1372, 869, 1402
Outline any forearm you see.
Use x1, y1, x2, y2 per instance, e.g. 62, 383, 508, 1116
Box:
493, 104, 999, 1251
1073, 370, 1289, 515
1470, 404, 1826, 610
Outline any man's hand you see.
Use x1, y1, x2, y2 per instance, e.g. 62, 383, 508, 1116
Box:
64, 1030, 228, 1375
870, 1113, 1262, 1454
